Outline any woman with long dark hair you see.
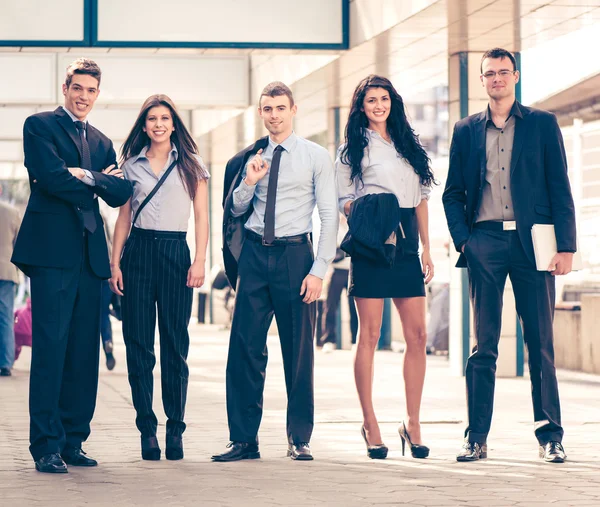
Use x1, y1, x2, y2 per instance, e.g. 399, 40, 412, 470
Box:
336, 75, 435, 459
109, 94, 209, 461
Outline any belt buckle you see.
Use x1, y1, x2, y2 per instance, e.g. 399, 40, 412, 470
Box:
503, 221, 516, 231
262, 237, 275, 247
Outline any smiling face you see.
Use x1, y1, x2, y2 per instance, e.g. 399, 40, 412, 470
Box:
62, 74, 99, 121
362, 87, 391, 129
143, 105, 174, 145
259, 94, 297, 139
480, 56, 519, 101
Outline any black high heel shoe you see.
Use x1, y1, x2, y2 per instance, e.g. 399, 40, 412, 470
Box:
398, 421, 429, 459
361, 426, 388, 459
141, 436, 161, 461
166, 435, 184, 461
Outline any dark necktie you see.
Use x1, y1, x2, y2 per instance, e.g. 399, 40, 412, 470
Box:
263, 145, 284, 244
74, 121, 97, 233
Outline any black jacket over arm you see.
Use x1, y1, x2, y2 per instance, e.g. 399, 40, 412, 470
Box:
222, 136, 269, 287
12, 107, 132, 279
442, 102, 576, 268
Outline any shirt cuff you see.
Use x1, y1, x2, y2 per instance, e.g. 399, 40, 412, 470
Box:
238, 179, 257, 198
81, 170, 96, 187
309, 258, 328, 279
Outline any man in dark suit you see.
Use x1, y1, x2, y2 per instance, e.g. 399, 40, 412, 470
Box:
443, 48, 576, 464
11, 58, 132, 473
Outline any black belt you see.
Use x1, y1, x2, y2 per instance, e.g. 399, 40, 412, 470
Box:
130, 226, 187, 240
246, 230, 310, 246
473, 220, 517, 232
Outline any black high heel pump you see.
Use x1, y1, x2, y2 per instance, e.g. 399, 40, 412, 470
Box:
361, 426, 388, 459
398, 421, 429, 459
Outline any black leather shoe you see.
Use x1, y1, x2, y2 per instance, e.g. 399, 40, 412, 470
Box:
211, 442, 260, 462
61, 447, 98, 467
0, 367, 11, 376
141, 436, 161, 461
539, 441, 566, 463
287, 442, 314, 461
35, 453, 68, 473
456, 441, 487, 462
166, 435, 184, 461
104, 341, 116, 371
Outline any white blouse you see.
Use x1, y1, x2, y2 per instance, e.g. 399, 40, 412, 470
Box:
335, 129, 431, 214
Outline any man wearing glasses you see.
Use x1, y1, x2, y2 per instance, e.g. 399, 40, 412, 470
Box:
443, 48, 576, 463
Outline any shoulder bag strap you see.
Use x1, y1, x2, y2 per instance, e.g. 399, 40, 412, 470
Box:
132, 158, 178, 227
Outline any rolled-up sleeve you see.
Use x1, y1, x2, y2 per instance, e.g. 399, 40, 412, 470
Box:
420, 183, 431, 202
335, 145, 355, 215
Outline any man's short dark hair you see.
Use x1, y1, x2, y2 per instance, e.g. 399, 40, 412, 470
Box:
480, 48, 517, 73
259, 81, 294, 107
65, 58, 102, 88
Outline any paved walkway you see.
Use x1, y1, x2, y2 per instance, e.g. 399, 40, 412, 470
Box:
2, 322, 600, 506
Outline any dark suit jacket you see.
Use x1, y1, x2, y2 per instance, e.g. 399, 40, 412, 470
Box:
340, 193, 401, 267
442, 101, 576, 268
12, 107, 132, 279
222, 136, 269, 287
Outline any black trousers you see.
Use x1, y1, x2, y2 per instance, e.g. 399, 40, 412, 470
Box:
28, 238, 101, 461
121, 228, 192, 438
319, 268, 358, 346
464, 228, 562, 445
226, 238, 316, 445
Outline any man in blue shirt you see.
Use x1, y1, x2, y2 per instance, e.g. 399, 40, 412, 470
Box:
213, 82, 338, 462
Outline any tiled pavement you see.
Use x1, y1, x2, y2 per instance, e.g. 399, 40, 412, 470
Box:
2, 322, 600, 506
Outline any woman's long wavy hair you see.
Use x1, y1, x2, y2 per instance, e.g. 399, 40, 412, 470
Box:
340, 75, 435, 188
121, 94, 207, 200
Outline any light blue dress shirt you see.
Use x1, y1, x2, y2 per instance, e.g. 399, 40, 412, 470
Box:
231, 132, 338, 279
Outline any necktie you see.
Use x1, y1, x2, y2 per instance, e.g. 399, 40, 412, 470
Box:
74, 121, 97, 233
263, 145, 284, 245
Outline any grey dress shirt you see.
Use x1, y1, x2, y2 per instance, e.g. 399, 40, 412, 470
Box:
336, 129, 431, 214
123, 144, 209, 232
231, 132, 338, 279
476, 103, 520, 222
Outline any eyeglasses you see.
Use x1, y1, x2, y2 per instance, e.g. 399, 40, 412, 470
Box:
482, 70, 516, 79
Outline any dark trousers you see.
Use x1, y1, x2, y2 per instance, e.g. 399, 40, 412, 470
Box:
226, 238, 316, 445
319, 268, 358, 346
464, 228, 562, 445
121, 228, 193, 438
28, 239, 101, 461
100, 280, 112, 346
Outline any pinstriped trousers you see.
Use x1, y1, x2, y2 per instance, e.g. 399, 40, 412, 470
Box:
121, 227, 193, 439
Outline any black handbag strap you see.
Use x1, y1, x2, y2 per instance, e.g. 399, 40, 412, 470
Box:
132, 158, 178, 227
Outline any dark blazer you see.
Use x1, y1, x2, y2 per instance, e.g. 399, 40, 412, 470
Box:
442, 101, 576, 268
341, 193, 401, 267
222, 136, 269, 287
12, 107, 132, 279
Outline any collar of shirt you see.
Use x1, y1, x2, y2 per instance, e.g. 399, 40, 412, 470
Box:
485, 100, 523, 127
62, 106, 87, 125
132, 143, 178, 164
268, 131, 298, 153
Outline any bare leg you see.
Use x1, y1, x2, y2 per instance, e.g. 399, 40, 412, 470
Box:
393, 296, 427, 445
354, 297, 385, 445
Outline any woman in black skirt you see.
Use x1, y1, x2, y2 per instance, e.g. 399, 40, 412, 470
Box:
336, 75, 435, 459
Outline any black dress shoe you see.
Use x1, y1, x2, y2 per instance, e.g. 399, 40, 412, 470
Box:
539, 441, 566, 463
166, 435, 184, 461
288, 442, 313, 461
0, 367, 11, 376
35, 453, 68, 473
61, 447, 98, 467
141, 436, 161, 461
456, 441, 487, 462
211, 442, 260, 462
